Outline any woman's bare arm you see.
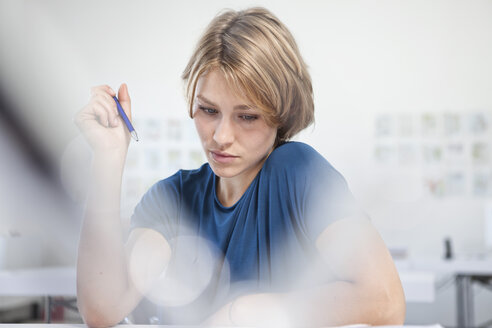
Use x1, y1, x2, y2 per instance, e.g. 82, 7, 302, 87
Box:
75, 85, 171, 327
306, 216, 406, 325
204, 216, 405, 327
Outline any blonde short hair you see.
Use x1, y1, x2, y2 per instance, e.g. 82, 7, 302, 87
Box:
182, 7, 314, 145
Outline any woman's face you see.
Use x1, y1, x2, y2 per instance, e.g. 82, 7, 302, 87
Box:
193, 69, 277, 182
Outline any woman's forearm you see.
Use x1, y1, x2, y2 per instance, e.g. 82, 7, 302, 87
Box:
76, 151, 133, 326
230, 280, 405, 327
286, 280, 404, 326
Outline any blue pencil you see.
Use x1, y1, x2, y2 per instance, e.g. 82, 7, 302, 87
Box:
113, 96, 139, 141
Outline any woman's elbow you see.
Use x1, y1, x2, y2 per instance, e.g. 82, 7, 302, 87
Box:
78, 299, 125, 328
378, 283, 406, 325
81, 311, 124, 328
386, 295, 406, 324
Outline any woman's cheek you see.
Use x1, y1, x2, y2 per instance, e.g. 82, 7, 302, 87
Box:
193, 116, 206, 139
194, 116, 213, 141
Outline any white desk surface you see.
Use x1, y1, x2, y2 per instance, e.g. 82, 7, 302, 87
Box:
397, 271, 435, 303
396, 257, 492, 275
0, 267, 76, 296
0, 325, 445, 328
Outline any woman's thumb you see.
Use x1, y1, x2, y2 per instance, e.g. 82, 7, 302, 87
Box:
118, 83, 132, 120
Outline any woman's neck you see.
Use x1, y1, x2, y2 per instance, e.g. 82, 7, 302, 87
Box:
216, 153, 272, 207
216, 175, 252, 207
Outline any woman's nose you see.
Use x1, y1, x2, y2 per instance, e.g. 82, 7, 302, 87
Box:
213, 118, 234, 147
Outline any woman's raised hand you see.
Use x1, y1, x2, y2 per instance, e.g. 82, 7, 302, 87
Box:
75, 83, 132, 154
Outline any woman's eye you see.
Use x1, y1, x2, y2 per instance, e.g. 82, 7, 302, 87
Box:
240, 115, 258, 121
199, 106, 217, 114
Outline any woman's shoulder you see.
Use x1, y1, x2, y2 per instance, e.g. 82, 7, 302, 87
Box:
272, 141, 317, 154
263, 142, 346, 188
266, 141, 327, 169
151, 163, 212, 194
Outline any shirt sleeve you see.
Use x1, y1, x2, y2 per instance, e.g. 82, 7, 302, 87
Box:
268, 142, 365, 242
129, 172, 182, 242
302, 154, 366, 241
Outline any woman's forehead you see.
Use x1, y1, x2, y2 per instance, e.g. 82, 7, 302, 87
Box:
196, 69, 253, 107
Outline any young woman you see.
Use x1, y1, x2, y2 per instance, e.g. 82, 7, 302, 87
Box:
75, 7, 405, 327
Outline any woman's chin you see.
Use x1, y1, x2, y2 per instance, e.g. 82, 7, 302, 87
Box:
208, 163, 239, 179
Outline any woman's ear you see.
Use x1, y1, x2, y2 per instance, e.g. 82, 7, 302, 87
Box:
274, 132, 282, 148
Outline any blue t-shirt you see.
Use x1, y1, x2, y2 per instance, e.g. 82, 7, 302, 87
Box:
130, 141, 362, 323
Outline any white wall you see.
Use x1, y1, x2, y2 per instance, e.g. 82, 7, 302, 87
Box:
1, 0, 492, 325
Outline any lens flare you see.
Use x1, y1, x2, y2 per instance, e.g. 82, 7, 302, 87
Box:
129, 231, 229, 308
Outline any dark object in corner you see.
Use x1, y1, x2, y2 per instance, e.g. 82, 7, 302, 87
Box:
444, 237, 453, 260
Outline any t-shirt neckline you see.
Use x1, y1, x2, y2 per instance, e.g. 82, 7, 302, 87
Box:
210, 142, 291, 210
212, 166, 263, 211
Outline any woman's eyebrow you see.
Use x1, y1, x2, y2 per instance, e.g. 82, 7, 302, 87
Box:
196, 94, 217, 106
196, 94, 252, 110
234, 104, 252, 111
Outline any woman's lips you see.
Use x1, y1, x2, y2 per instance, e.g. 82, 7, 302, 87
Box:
210, 151, 238, 164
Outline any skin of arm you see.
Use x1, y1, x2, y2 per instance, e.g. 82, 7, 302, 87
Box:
75, 85, 172, 327
203, 216, 406, 327
76, 151, 172, 328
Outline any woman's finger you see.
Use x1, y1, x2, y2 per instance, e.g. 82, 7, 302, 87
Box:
117, 83, 132, 121
92, 93, 119, 126
91, 84, 115, 97
92, 100, 111, 127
